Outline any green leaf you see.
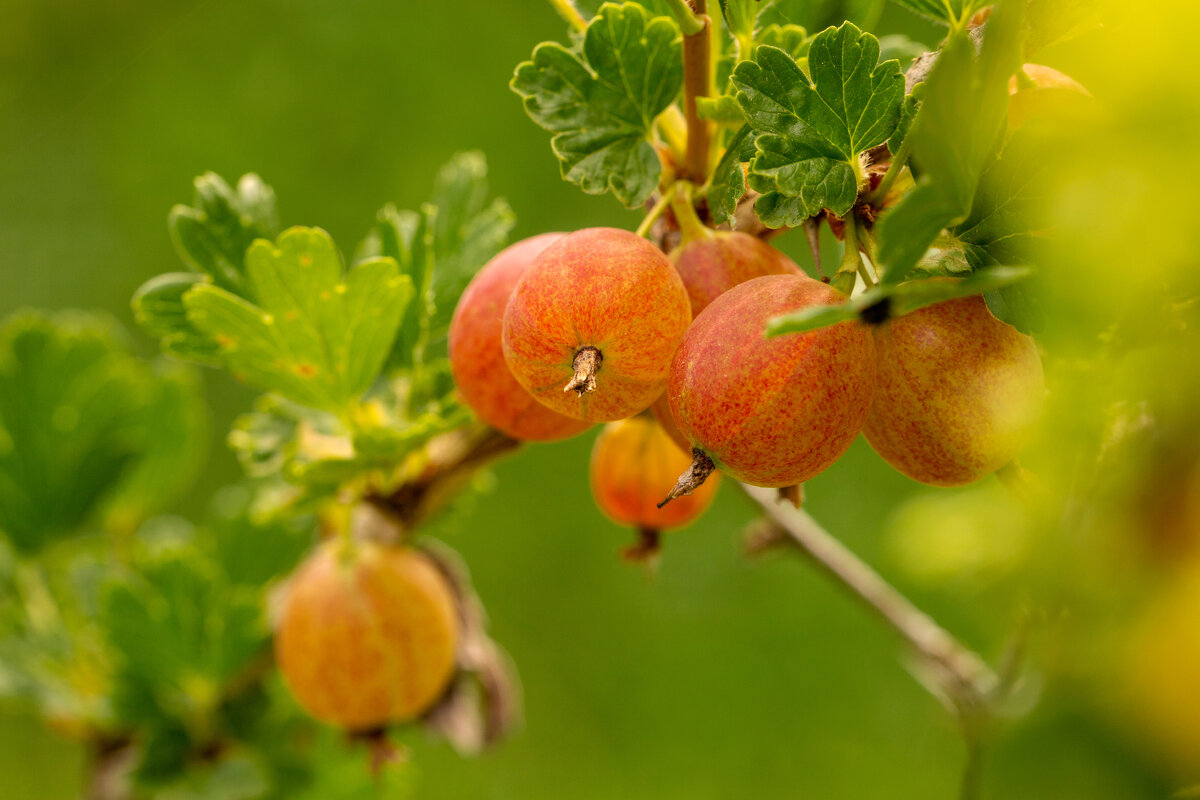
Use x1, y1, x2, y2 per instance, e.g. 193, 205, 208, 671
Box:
184, 227, 412, 413
153, 754, 270, 800
719, 0, 760, 40
358, 154, 513, 376
1025, 0, 1101, 57
99, 365, 209, 533
733, 23, 903, 225
887, 86, 922, 156
0, 313, 202, 553
696, 94, 746, 125
886, 0, 986, 27
759, 0, 886, 32
708, 125, 756, 224
766, 266, 1033, 335
132, 273, 223, 365
359, 204, 430, 374
103, 547, 267, 729
876, 0, 1025, 282
758, 23, 812, 61
984, 280, 1042, 334
426, 152, 516, 340
511, 2, 683, 207
208, 512, 312, 589
168, 173, 279, 296
878, 33, 929, 64
954, 127, 1050, 268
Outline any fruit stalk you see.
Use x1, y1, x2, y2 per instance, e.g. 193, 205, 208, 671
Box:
739, 483, 999, 712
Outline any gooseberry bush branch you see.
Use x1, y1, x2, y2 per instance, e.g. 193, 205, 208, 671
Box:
0, 0, 1068, 797
740, 484, 998, 713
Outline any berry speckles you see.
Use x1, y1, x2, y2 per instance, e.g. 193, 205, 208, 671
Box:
666, 274, 876, 491
502, 228, 692, 423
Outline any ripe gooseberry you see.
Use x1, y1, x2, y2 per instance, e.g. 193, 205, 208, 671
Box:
448, 234, 590, 441
590, 415, 720, 559
862, 294, 1044, 486
502, 228, 691, 422
275, 539, 460, 730
667, 194, 802, 320
663, 274, 875, 501
651, 195, 802, 453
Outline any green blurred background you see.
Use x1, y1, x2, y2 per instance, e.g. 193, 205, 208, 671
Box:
0, 1, 1178, 797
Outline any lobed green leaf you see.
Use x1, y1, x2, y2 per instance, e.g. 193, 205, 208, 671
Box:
0, 313, 206, 553
132, 273, 223, 366
511, 2, 683, 207
184, 227, 412, 413
707, 125, 756, 224
876, 0, 1025, 283
733, 23, 903, 225
168, 173, 279, 297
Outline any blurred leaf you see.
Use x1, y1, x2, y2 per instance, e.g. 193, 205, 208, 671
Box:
984, 279, 1043, 334
103, 547, 267, 731
0, 312, 205, 553
887, 85, 922, 156
511, 2, 683, 207
185, 227, 412, 413
766, 266, 1033, 334
153, 753, 270, 800
229, 375, 469, 494
208, 512, 312, 589
134, 723, 192, 787
359, 154, 513, 377
359, 204, 432, 375
876, 1, 1025, 282
758, 23, 812, 61
426, 152, 516, 341
912, 241, 972, 276
878, 33, 928, 64
1024, 0, 1102, 56
168, 173, 279, 297
955, 126, 1052, 269
708, 125, 755, 224
733, 24, 904, 225
131, 274, 223, 366
100, 365, 209, 533
719, 0, 760, 40
696, 94, 746, 124
885, 0, 986, 26
759, 0, 886, 30
228, 395, 353, 486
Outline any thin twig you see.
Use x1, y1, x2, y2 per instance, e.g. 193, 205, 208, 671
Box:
738, 483, 999, 711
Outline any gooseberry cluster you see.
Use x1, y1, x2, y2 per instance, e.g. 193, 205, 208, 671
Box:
271, 182, 1046, 735
447, 202, 1045, 554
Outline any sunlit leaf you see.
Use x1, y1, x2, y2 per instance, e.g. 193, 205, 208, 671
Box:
185, 227, 412, 413
511, 2, 683, 206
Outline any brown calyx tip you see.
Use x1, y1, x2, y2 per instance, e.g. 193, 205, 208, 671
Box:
564, 346, 602, 396
777, 484, 804, 509
621, 527, 661, 563
657, 449, 716, 508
